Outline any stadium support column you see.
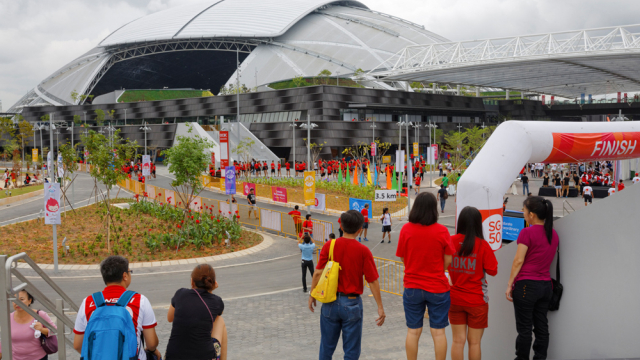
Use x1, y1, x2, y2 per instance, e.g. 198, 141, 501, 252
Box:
506, 89, 510, 100
476, 87, 480, 97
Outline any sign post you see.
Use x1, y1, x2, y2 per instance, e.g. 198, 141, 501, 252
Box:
32, 148, 38, 163
142, 155, 151, 177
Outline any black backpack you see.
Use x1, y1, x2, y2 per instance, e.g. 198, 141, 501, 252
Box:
548, 245, 563, 311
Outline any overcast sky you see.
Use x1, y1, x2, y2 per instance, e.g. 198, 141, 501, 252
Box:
1, 0, 639, 109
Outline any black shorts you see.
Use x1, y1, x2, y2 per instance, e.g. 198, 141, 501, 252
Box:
271, 169, 275, 173
362, 222, 369, 229
382, 225, 391, 233
262, 166, 267, 171
584, 195, 592, 203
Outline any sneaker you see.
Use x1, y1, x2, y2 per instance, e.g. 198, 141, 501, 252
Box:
358, 237, 361, 242
364, 238, 369, 241
381, 240, 385, 244
303, 289, 308, 293
388, 241, 391, 244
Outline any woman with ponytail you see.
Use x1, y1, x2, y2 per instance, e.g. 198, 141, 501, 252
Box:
506, 196, 558, 360
165, 264, 227, 360
448, 207, 498, 360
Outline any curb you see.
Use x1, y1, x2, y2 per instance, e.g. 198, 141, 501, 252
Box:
15, 231, 274, 271
0, 189, 44, 207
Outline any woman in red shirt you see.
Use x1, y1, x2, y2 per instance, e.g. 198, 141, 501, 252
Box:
396, 192, 454, 360
448, 206, 498, 360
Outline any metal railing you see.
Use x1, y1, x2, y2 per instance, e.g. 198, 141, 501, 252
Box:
1, 253, 79, 360
562, 199, 576, 217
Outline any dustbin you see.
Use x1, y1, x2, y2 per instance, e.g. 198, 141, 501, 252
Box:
631, 170, 637, 179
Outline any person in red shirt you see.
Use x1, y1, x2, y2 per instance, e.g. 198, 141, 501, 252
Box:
277, 161, 282, 177
151, 163, 156, 179
302, 214, 314, 238
309, 210, 386, 359
285, 161, 291, 177
396, 192, 454, 360
618, 179, 625, 191
288, 205, 303, 236
448, 207, 498, 360
270, 161, 275, 177
359, 203, 369, 242
414, 174, 421, 195
73, 256, 161, 359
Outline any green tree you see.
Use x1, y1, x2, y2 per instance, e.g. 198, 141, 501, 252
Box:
71, 89, 94, 104
0, 116, 15, 144
162, 124, 214, 210
16, 118, 34, 164
73, 114, 82, 126
303, 139, 328, 166
81, 129, 138, 252
94, 109, 105, 126
315, 69, 332, 85
292, 75, 307, 88
57, 142, 80, 216
106, 109, 116, 124
464, 126, 488, 159
353, 68, 365, 79
444, 131, 467, 167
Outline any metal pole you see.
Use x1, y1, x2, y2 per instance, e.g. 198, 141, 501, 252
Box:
0, 255, 13, 360
429, 120, 433, 188
50, 113, 58, 274
39, 127, 43, 172
292, 118, 296, 177
83, 111, 86, 126
124, 109, 127, 126
236, 47, 240, 163
306, 114, 311, 216
56, 299, 66, 360
71, 123, 74, 205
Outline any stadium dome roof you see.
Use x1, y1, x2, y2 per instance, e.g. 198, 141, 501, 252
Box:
9, 0, 449, 113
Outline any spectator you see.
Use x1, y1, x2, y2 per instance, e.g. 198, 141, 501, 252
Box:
506, 197, 558, 360
309, 210, 385, 360
618, 179, 625, 191
436, 184, 448, 213
542, 172, 549, 187
288, 205, 303, 236
561, 173, 570, 198
299, 234, 316, 293
73, 256, 161, 360
359, 203, 369, 242
165, 264, 227, 360
337, 213, 344, 238
0, 290, 56, 360
449, 207, 498, 360
520, 172, 529, 196
396, 192, 454, 360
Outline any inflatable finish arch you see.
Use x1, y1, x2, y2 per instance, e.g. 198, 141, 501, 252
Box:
457, 121, 640, 250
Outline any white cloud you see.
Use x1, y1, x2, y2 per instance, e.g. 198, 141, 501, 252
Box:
1, 0, 639, 110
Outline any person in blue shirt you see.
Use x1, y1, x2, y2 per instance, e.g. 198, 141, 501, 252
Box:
299, 234, 316, 293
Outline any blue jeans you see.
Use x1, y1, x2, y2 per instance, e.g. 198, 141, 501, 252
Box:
440, 198, 446, 212
523, 183, 529, 196
319, 295, 363, 360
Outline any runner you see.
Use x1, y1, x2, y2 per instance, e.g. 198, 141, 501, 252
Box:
608, 184, 616, 197
288, 205, 303, 236
380, 207, 392, 244
285, 161, 291, 177
633, 172, 640, 184
414, 173, 421, 195
618, 179, 625, 191
247, 188, 258, 218
582, 184, 593, 206
302, 214, 314, 238
359, 203, 370, 242
270, 161, 276, 177
277, 161, 282, 177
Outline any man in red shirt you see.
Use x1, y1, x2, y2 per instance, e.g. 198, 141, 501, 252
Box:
277, 161, 282, 177
618, 179, 625, 191
309, 210, 386, 359
270, 161, 275, 177
359, 203, 370, 242
288, 205, 303, 236
285, 161, 290, 177
73, 256, 161, 359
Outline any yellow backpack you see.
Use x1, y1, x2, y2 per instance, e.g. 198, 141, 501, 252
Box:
311, 239, 341, 303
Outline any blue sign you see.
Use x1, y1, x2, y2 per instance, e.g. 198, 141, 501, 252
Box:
225, 166, 236, 195
581, 93, 585, 104
502, 216, 525, 241
349, 198, 372, 218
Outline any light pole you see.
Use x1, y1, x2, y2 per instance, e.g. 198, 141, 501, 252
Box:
140, 122, 150, 155
83, 111, 86, 126
124, 109, 127, 126
66, 124, 75, 204
397, 117, 412, 214
426, 121, 438, 187
370, 121, 377, 185
300, 115, 318, 215
49, 113, 58, 273
54, 129, 61, 152
289, 120, 298, 176
336, 71, 340, 86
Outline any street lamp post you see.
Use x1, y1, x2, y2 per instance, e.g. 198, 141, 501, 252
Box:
300, 114, 318, 215
49, 113, 58, 273
426, 122, 438, 187
140, 122, 151, 182
289, 119, 298, 177
124, 109, 127, 126
397, 117, 412, 214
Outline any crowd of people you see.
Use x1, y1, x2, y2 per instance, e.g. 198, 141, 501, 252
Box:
0, 256, 228, 360
294, 192, 559, 360
2, 169, 41, 189
121, 159, 156, 183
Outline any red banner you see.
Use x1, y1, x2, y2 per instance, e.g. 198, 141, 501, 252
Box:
617, 92, 622, 103
271, 186, 288, 203
211, 152, 215, 165
220, 131, 229, 168
243, 182, 256, 196
544, 132, 640, 163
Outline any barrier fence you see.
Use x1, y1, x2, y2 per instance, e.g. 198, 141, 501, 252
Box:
199, 175, 408, 218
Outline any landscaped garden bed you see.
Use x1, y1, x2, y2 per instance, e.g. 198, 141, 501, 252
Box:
0, 198, 261, 264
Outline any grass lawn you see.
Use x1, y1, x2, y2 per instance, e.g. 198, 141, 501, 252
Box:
1, 200, 262, 264
0, 184, 43, 199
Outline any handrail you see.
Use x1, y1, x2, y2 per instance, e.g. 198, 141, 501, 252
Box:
562, 199, 576, 216
5, 252, 79, 313
1, 254, 77, 359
